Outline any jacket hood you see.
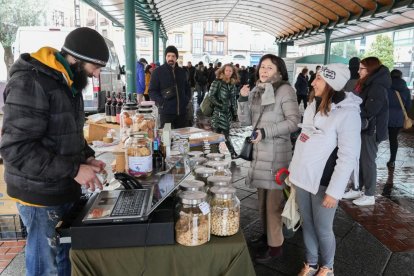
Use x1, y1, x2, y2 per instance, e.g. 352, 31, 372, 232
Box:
364, 65, 391, 89
332, 91, 362, 111
10, 47, 73, 88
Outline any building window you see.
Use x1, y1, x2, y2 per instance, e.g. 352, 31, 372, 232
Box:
217, 21, 224, 33
175, 34, 183, 48
52, 10, 65, 27
206, 21, 213, 32
193, 38, 202, 54
140, 37, 149, 47
217, 41, 224, 54
206, 40, 213, 52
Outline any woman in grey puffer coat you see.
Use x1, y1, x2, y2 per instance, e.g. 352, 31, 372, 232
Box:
238, 54, 300, 263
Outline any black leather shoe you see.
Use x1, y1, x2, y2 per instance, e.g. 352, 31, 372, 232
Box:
387, 161, 395, 169
250, 234, 267, 244
254, 248, 283, 264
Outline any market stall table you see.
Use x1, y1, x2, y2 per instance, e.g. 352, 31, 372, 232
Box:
70, 230, 255, 276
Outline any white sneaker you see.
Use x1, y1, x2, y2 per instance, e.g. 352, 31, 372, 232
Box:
342, 190, 362, 200
353, 195, 375, 206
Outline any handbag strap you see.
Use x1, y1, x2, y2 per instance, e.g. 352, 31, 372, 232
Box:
253, 106, 265, 129
395, 91, 409, 119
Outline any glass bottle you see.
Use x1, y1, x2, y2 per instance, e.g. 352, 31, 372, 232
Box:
110, 91, 117, 124
125, 133, 153, 178
209, 186, 240, 237
105, 91, 112, 123
152, 139, 164, 172
115, 92, 123, 124
175, 191, 210, 246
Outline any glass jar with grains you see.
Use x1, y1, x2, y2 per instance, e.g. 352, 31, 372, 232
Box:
209, 186, 240, 236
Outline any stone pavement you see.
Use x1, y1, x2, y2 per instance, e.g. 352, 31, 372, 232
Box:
1, 107, 414, 275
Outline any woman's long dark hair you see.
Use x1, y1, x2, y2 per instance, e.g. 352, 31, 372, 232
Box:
256, 54, 289, 81
357, 56, 382, 88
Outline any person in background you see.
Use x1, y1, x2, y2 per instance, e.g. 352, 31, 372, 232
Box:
295, 67, 310, 109
342, 57, 390, 206
149, 45, 191, 129
344, 57, 360, 92
143, 64, 152, 101
0, 27, 108, 276
209, 64, 239, 159
386, 69, 412, 168
136, 58, 147, 103
290, 64, 361, 276
248, 65, 257, 89
308, 65, 320, 92
195, 61, 209, 106
238, 54, 300, 263
207, 62, 216, 90
185, 61, 196, 92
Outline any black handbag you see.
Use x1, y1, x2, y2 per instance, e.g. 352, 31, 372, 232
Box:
161, 86, 177, 101
238, 107, 265, 161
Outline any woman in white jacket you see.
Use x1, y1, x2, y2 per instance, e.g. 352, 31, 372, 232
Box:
289, 64, 362, 276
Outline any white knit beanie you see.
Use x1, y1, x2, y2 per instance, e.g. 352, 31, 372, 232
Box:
319, 63, 350, 91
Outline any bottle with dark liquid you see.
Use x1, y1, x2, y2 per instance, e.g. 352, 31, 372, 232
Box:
105, 91, 112, 123
116, 92, 123, 124
111, 92, 117, 124
153, 139, 164, 172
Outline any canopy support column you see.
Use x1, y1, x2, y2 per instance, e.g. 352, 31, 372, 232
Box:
153, 20, 160, 63
124, 0, 136, 100
278, 42, 288, 58
162, 37, 167, 64
324, 29, 333, 65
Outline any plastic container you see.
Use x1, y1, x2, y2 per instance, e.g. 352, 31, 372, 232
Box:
120, 102, 138, 142
175, 191, 210, 246
209, 187, 240, 236
132, 106, 157, 140
125, 133, 153, 178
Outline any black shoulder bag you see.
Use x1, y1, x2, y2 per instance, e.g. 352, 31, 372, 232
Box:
239, 107, 265, 161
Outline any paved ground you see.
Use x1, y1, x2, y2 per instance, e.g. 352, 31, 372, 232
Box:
1, 102, 414, 275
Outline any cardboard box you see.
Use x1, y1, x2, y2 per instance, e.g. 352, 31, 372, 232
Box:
87, 121, 119, 143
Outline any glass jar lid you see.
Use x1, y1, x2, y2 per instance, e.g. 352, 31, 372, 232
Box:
205, 160, 229, 170
180, 180, 205, 191
123, 102, 138, 110
206, 153, 225, 161
140, 101, 155, 107
188, 151, 203, 157
179, 191, 207, 205
189, 157, 207, 166
207, 175, 232, 186
194, 167, 216, 177
210, 186, 236, 199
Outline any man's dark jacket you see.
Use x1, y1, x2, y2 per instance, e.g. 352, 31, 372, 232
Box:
0, 53, 94, 206
149, 63, 191, 115
359, 65, 390, 142
294, 73, 309, 95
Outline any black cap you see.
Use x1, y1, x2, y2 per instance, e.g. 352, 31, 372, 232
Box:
62, 27, 109, 66
165, 45, 178, 59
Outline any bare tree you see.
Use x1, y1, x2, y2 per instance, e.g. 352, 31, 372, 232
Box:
0, 0, 47, 79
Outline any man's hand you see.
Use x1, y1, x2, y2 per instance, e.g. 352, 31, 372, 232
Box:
74, 164, 103, 191
86, 158, 106, 172
322, 194, 338, 208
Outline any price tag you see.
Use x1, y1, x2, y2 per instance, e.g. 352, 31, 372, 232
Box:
198, 202, 210, 215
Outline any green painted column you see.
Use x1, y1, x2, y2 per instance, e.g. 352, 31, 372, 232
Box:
153, 20, 160, 63
162, 37, 167, 64
278, 42, 288, 58
124, 0, 136, 100
324, 29, 333, 65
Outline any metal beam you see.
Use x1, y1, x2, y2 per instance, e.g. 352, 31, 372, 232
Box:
153, 20, 160, 64
324, 29, 333, 65
125, 0, 136, 100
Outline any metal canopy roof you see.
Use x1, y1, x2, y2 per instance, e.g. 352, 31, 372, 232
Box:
82, 0, 414, 45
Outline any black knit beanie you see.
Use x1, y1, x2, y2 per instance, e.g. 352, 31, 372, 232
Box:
165, 45, 178, 59
62, 27, 109, 66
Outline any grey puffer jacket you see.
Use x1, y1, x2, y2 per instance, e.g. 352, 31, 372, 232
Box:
0, 53, 94, 206
238, 81, 300, 190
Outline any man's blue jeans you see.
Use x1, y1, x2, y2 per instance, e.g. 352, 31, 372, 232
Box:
17, 202, 73, 276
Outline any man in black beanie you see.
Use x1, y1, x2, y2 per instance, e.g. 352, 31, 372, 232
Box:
0, 27, 109, 276
149, 45, 191, 128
